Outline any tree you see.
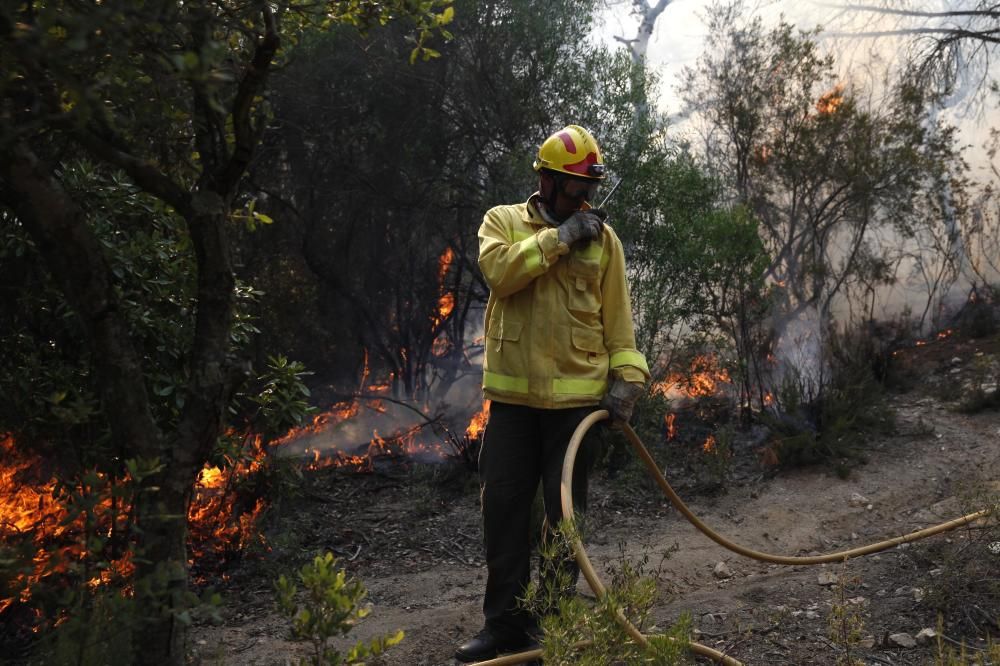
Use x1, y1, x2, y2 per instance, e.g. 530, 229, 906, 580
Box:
830, 2, 1000, 314
680, 2, 964, 370
0, 2, 452, 663
245, 0, 658, 405
832, 2, 1000, 104
606, 0, 675, 64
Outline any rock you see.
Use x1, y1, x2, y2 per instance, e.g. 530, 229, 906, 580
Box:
817, 571, 838, 586
859, 637, 876, 649
916, 628, 938, 645
713, 561, 732, 579
804, 610, 819, 619
888, 632, 917, 648
913, 587, 925, 602
847, 596, 867, 605
849, 492, 870, 507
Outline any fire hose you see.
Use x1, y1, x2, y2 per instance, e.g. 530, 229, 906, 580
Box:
469, 409, 992, 666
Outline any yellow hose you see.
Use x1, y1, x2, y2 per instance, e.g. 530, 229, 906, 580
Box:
469, 409, 991, 666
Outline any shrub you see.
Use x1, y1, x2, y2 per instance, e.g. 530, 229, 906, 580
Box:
276, 552, 403, 666
519, 521, 693, 665
762, 323, 893, 474
955, 354, 1000, 414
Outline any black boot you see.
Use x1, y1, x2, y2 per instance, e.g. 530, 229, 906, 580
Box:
454, 627, 535, 663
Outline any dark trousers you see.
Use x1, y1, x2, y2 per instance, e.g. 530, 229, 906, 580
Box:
478, 401, 600, 642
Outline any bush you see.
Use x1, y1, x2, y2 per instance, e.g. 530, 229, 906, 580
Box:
519, 521, 693, 665
276, 552, 403, 666
918, 488, 1000, 638
762, 323, 894, 474
955, 354, 1000, 414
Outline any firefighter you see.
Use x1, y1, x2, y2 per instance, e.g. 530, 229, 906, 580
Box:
455, 125, 650, 663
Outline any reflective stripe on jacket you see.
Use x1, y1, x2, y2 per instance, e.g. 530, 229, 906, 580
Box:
478, 195, 650, 409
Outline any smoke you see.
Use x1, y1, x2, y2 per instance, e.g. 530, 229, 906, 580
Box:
276, 318, 488, 465
771, 304, 826, 402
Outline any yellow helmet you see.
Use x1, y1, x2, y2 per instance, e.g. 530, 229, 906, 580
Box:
533, 125, 606, 180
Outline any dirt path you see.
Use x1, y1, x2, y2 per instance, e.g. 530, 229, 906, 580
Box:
190, 342, 999, 665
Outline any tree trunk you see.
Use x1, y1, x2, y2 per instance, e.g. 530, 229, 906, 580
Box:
132, 484, 191, 666
2, 143, 238, 666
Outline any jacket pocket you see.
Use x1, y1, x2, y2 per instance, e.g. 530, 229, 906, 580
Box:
568, 258, 601, 315
571, 326, 605, 365
486, 318, 523, 342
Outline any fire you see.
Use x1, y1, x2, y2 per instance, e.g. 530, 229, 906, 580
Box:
702, 435, 717, 454
272, 401, 360, 446
0, 435, 134, 616
466, 401, 490, 440
279, 402, 455, 472
664, 413, 677, 440
197, 465, 227, 489
652, 355, 732, 400
755, 144, 773, 164
763, 391, 775, 406
0, 430, 274, 621
432, 247, 455, 327
188, 435, 271, 566
816, 83, 844, 115
937, 329, 954, 340
437, 292, 455, 321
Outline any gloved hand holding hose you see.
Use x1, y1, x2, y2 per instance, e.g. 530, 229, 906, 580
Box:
557, 210, 604, 246
599, 376, 644, 423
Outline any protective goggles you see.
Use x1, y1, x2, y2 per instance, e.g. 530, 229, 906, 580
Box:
559, 176, 600, 202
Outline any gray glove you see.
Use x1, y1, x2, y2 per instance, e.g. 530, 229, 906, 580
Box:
599, 376, 645, 423
557, 210, 603, 246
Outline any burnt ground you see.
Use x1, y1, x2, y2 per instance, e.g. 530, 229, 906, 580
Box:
189, 333, 1000, 665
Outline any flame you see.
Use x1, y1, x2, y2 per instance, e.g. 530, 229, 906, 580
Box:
816, 84, 844, 115
280, 402, 454, 472
432, 247, 455, 328
651, 355, 732, 400
664, 413, 677, 441
432, 335, 452, 358
703, 435, 717, 454
0, 430, 273, 622
763, 391, 775, 406
755, 144, 773, 164
937, 329, 953, 340
0, 435, 134, 616
188, 434, 271, 566
197, 465, 226, 489
466, 401, 490, 440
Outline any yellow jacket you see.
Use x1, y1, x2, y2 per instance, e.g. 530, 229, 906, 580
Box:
479, 194, 650, 409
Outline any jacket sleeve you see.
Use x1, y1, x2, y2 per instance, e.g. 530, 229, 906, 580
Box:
601, 229, 650, 386
478, 206, 569, 299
